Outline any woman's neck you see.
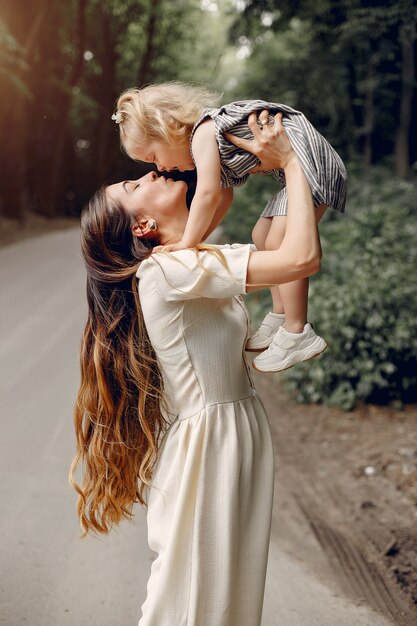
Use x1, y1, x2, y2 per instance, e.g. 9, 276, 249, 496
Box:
158, 211, 188, 245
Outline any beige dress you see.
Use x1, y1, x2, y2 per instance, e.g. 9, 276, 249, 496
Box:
136, 245, 274, 626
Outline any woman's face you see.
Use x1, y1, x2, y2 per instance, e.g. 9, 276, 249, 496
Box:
106, 171, 188, 223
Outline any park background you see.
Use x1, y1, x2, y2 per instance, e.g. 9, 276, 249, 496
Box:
2, 2, 417, 623
1, 0, 416, 411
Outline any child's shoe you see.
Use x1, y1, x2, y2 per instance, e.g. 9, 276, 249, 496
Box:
245, 312, 286, 352
252, 323, 327, 372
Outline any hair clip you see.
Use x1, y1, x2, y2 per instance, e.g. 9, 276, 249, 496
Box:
111, 111, 123, 124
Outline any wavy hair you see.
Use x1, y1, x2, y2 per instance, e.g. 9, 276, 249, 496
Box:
115, 81, 221, 158
69, 187, 168, 537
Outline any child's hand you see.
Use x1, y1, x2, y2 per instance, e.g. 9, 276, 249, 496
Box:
153, 240, 190, 253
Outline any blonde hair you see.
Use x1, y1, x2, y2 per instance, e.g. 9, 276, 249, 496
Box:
115, 82, 221, 158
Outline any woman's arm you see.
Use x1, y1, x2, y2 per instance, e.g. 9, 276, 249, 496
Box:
226, 112, 321, 289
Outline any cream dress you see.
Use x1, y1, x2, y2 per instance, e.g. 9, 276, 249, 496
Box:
136, 245, 274, 626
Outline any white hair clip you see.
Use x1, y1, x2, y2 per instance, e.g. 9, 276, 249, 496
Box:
111, 111, 123, 124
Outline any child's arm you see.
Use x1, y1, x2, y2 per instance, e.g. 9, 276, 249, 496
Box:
202, 187, 233, 240
159, 120, 222, 252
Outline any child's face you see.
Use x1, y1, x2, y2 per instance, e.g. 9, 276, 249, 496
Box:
133, 139, 195, 173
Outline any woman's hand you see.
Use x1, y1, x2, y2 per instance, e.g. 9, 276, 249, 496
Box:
224, 110, 296, 172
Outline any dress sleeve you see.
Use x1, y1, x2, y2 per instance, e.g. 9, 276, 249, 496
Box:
136, 245, 251, 302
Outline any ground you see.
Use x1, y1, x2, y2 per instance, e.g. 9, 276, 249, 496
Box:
0, 214, 78, 248
252, 370, 417, 624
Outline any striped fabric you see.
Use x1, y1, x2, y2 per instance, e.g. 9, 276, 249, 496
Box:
190, 100, 347, 217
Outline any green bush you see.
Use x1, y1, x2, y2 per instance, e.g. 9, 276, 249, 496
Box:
225, 167, 417, 410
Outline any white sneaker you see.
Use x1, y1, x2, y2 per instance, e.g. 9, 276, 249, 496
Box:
252, 323, 327, 373
245, 312, 286, 352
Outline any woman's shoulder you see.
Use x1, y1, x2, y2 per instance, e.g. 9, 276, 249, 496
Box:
136, 248, 198, 275
136, 246, 232, 275
139, 245, 253, 265
136, 249, 206, 282
136, 245, 253, 302
135, 254, 154, 279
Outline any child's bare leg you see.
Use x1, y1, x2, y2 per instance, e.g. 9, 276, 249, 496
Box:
265, 205, 327, 332
252, 217, 283, 313
271, 286, 284, 314
252, 216, 272, 251
265, 212, 308, 332
275, 279, 309, 332
252, 204, 328, 372
246, 217, 286, 351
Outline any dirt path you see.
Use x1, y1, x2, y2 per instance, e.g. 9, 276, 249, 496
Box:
253, 371, 417, 625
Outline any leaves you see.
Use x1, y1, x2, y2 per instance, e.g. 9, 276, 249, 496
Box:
233, 167, 417, 410
285, 168, 417, 409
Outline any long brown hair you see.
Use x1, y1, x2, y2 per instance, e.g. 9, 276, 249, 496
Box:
69, 187, 167, 537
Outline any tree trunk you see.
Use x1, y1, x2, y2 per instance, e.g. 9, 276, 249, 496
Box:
363, 61, 376, 170
0, 84, 25, 219
345, 46, 360, 162
394, 27, 415, 179
95, 6, 118, 184
137, 0, 160, 86
0, 0, 51, 218
45, 0, 87, 216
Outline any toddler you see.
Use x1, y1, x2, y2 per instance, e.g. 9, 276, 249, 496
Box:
112, 82, 347, 373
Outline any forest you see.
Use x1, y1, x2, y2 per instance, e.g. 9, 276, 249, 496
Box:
1, 0, 416, 409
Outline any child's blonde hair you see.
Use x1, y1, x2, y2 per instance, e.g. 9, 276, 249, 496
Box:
114, 82, 221, 158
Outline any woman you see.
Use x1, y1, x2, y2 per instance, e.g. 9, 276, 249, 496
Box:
70, 112, 321, 626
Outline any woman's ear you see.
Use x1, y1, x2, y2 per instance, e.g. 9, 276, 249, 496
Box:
131, 221, 144, 238
131, 218, 158, 239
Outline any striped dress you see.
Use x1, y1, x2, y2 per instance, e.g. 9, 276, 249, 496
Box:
190, 100, 347, 217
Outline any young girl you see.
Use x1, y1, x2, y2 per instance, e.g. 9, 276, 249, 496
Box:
112, 82, 347, 373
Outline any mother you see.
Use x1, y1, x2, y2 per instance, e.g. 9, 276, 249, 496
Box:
70, 113, 321, 626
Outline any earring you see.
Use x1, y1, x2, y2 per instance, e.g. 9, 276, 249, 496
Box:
148, 219, 158, 232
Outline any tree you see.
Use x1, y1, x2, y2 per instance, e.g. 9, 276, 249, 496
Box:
0, 0, 236, 218
228, 0, 417, 176
394, 7, 416, 178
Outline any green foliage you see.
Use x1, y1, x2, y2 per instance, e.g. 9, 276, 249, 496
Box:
233, 168, 417, 410
228, 0, 417, 164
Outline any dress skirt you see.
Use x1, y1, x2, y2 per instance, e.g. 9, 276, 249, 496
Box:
138, 394, 274, 626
